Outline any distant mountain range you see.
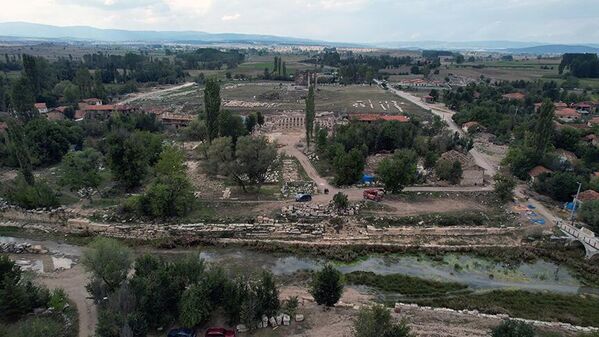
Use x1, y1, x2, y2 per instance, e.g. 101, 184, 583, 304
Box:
0, 22, 598, 55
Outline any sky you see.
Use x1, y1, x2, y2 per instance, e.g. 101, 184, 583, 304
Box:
0, 0, 598, 43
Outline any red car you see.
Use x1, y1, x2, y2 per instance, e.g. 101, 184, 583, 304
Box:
363, 189, 384, 202
205, 328, 236, 337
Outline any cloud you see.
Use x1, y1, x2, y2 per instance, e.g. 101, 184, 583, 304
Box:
221, 13, 241, 21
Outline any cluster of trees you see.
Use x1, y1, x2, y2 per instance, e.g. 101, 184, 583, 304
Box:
315, 117, 470, 188
82, 238, 282, 336
174, 48, 245, 70
0, 255, 72, 337
559, 53, 599, 78
447, 80, 590, 143
263, 56, 289, 81
200, 78, 275, 192
504, 100, 599, 201
0, 54, 22, 72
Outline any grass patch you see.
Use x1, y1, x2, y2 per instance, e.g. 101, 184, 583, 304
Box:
363, 210, 511, 228
345, 271, 468, 297
412, 290, 599, 327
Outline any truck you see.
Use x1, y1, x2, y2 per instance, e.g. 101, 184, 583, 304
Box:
363, 189, 384, 202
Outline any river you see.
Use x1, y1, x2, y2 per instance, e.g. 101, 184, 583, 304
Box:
2, 235, 595, 295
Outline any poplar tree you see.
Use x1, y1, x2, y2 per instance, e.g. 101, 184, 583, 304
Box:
204, 78, 221, 143
305, 85, 315, 148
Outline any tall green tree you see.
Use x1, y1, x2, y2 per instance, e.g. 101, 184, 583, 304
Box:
309, 264, 343, 307
82, 237, 133, 294
376, 149, 418, 193
10, 77, 36, 120
204, 77, 221, 143
494, 173, 516, 202
5, 119, 34, 185
305, 85, 315, 148
531, 100, 555, 155
230, 136, 277, 192
60, 148, 104, 193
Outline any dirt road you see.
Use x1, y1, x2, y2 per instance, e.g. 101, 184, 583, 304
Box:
39, 265, 97, 337
119, 82, 197, 104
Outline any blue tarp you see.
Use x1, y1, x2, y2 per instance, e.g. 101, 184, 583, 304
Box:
362, 174, 375, 184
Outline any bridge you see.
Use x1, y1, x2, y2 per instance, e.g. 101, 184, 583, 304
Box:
557, 222, 599, 259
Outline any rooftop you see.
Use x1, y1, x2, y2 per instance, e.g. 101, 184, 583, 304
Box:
353, 114, 410, 123
502, 92, 526, 101
528, 165, 552, 177
577, 190, 599, 202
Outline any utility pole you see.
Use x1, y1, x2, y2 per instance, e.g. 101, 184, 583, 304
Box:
571, 182, 582, 225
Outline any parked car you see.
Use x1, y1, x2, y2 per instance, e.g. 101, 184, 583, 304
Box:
295, 193, 312, 202
205, 327, 236, 337
363, 189, 384, 202
168, 328, 196, 337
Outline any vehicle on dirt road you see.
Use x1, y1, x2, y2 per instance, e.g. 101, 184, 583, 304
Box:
295, 193, 312, 202
168, 328, 197, 337
205, 327, 236, 337
363, 189, 384, 202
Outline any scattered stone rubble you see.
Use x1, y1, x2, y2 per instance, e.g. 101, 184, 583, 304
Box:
0, 242, 48, 254
394, 303, 599, 334
279, 202, 363, 220
281, 181, 316, 198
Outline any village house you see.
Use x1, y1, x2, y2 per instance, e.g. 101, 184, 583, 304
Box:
534, 101, 569, 112
588, 117, 599, 128
555, 108, 581, 123
461, 121, 482, 133
439, 150, 485, 186
81, 98, 102, 106
34, 102, 48, 114
583, 134, 599, 146
576, 190, 599, 205
75, 104, 136, 121
46, 110, 65, 121
156, 112, 194, 129
422, 95, 434, 104
575, 102, 593, 114
502, 92, 526, 101
352, 114, 410, 124
528, 165, 552, 185
555, 149, 578, 165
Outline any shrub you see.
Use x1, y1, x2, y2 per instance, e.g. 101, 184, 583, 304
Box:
2, 176, 58, 209
354, 305, 413, 337
491, 320, 535, 337
179, 283, 212, 327
332, 192, 349, 210
309, 264, 343, 307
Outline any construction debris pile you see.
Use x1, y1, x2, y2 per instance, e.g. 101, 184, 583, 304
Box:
0, 242, 48, 254
281, 181, 316, 198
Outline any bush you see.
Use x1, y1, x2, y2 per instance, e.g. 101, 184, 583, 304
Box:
491, 320, 534, 337
580, 200, 599, 231
309, 264, 343, 307
435, 159, 462, 185
494, 173, 516, 202
179, 283, 212, 327
354, 305, 413, 337
2, 176, 59, 209
3, 316, 65, 337
332, 192, 349, 210
345, 271, 467, 297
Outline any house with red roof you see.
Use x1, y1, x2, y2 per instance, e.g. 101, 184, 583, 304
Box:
462, 121, 483, 133
575, 102, 593, 114
588, 117, 599, 128
34, 103, 48, 114
555, 108, 581, 123
502, 92, 526, 101
576, 190, 599, 204
528, 165, 552, 184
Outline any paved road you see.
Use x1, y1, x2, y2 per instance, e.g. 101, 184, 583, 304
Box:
375, 80, 497, 177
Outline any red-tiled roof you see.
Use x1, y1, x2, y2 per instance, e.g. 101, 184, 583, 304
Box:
502, 92, 526, 101
462, 121, 481, 128
589, 117, 599, 126
555, 108, 581, 118
577, 190, 599, 202
82, 104, 133, 112
353, 114, 410, 123
528, 165, 552, 177
34, 103, 47, 110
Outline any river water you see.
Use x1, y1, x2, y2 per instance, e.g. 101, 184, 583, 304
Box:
2, 235, 595, 295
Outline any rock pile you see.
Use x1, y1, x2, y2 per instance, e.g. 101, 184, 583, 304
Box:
0, 242, 48, 254
281, 181, 316, 198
